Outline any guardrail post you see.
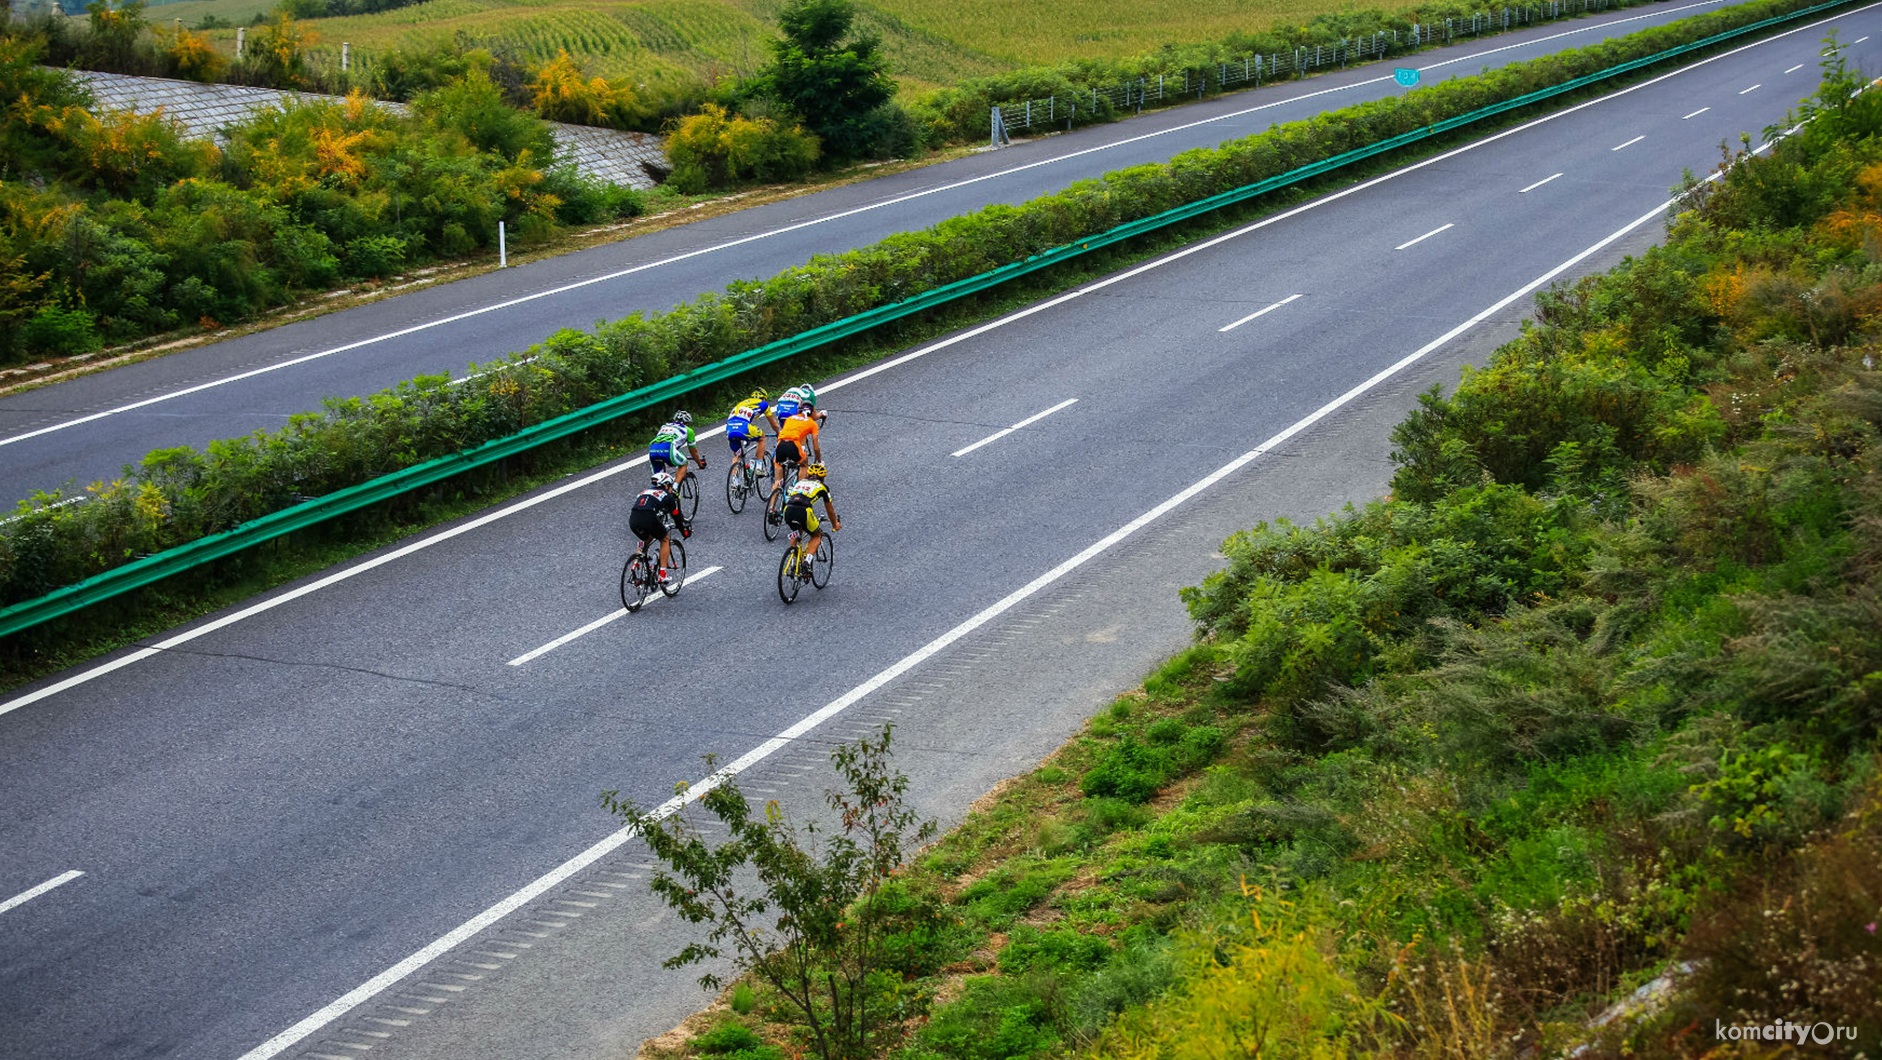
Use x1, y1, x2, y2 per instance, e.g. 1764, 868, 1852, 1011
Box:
499, 221, 507, 267
341, 41, 350, 71
236, 26, 245, 59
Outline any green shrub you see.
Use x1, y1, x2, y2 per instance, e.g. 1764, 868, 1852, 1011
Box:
1081, 737, 1173, 804
20, 304, 100, 357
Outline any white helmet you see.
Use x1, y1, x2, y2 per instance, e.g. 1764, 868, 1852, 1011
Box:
651, 471, 677, 490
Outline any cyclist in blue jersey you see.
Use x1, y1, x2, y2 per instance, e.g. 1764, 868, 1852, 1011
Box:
772, 384, 823, 423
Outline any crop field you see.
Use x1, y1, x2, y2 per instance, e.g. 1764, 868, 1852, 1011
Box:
156, 0, 1431, 93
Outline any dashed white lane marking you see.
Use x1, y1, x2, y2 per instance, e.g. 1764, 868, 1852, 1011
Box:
232, 182, 1694, 1060
506, 566, 724, 665
1739, 83, 1762, 93
1612, 135, 1646, 150
1683, 106, 1711, 118
0, 1, 1732, 452
1519, 172, 1564, 193
951, 399, 1080, 457
0, 870, 84, 915
1395, 223, 1455, 250
1785, 63, 1805, 72
1218, 294, 1304, 332
1856, 35, 1870, 43
10, 0, 1865, 723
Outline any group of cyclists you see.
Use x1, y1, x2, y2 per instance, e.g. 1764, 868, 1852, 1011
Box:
628, 384, 841, 588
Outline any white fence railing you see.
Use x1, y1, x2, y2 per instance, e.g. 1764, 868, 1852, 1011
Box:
991, 0, 1628, 143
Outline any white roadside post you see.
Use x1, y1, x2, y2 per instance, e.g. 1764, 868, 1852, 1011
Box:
498, 221, 507, 267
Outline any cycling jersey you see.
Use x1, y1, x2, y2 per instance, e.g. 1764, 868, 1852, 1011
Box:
773, 387, 810, 420
629, 486, 682, 538
783, 480, 829, 508
777, 413, 819, 446
726, 397, 769, 438
649, 423, 696, 470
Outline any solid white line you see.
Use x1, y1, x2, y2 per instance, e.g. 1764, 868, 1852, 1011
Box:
8, 0, 1866, 721
1739, 83, 1762, 94
1519, 173, 1564, 193
1612, 135, 1645, 150
233, 186, 1689, 1060
1682, 106, 1711, 118
0, 0, 1730, 451
951, 399, 1079, 457
1218, 294, 1303, 332
507, 567, 723, 666
1785, 63, 1805, 72
0, 871, 84, 915
1395, 223, 1454, 250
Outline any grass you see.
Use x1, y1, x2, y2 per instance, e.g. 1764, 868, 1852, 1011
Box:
161, 0, 1435, 94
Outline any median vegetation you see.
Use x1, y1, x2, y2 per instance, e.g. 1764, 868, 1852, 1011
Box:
0, 0, 1846, 637
634, 48, 1882, 1060
0, 35, 644, 366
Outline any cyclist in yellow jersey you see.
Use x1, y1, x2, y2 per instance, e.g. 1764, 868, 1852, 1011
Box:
781, 464, 840, 577
725, 389, 778, 465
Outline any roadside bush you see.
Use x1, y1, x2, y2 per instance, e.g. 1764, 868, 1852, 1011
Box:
528, 50, 640, 128
666, 103, 821, 192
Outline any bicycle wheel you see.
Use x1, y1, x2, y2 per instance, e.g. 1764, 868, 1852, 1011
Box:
810, 533, 834, 590
622, 551, 653, 612
762, 491, 783, 542
660, 538, 687, 597
725, 455, 747, 514
777, 546, 801, 604
754, 450, 776, 501
679, 473, 700, 522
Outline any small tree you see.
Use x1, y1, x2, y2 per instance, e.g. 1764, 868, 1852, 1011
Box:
749, 0, 895, 164
604, 724, 936, 1060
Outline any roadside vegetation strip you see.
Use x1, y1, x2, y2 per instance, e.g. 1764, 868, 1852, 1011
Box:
0, 0, 1855, 639
642, 58, 1882, 1060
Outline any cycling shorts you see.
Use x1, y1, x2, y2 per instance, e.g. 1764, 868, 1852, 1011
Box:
784, 503, 819, 534
728, 430, 763, 454
629, 509, 669, 541
774, 439, 804, 466
649, 443, 684, 473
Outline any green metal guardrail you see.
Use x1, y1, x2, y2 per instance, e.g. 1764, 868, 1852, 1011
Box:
0, 0, 1852, 640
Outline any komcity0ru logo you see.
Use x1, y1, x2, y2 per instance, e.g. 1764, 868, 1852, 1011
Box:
1714, 1018, 1859, 1046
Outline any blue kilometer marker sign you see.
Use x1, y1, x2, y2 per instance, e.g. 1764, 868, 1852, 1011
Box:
1395, 68, 1422, 87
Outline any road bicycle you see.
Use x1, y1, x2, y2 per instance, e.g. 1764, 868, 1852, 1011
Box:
621, 517, 688, 612
762, 461, 801, 542
725, 442, 774, 514
776, 527, 833, 604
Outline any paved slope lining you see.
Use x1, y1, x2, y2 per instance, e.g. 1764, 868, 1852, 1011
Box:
0, 0, 1744, 503
2, 16, 1873, 1059
72, 69, 669, 190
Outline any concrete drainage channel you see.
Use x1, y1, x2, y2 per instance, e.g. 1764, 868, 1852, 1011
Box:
70, 69, 670, 191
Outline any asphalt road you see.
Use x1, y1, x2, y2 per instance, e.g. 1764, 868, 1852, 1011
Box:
0, 0, 1757, 505
1, 9, 1878, 1060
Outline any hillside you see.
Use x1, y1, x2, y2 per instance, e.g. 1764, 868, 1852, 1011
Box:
157, 0, 1432, 92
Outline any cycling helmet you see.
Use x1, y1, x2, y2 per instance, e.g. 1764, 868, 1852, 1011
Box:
804, 463, 828, 480
797, 384, 818, 407
672, 410, 693, 426
652, 471, 677, 490
750, 388, 769, 401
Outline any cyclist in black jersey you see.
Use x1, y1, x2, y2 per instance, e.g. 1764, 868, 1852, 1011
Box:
629, 472, 691, 585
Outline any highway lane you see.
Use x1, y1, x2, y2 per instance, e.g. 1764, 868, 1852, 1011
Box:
2, 13, 1877, 1060
0, 0, 1754, 505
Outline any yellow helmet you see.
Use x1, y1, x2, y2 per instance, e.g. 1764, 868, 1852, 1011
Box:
750, 388, 769, 401
804, 463, 828, 480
